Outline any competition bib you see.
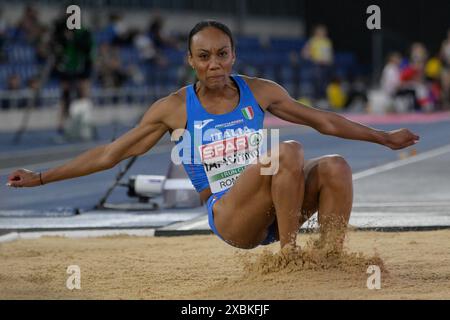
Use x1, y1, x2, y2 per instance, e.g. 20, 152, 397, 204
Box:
199, 129, 264, 193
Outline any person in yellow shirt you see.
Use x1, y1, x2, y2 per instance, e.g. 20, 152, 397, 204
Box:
326, 77, 347, 110
303, 25, 334, 66
302, 25, 334, 100
425, 56, 442, 81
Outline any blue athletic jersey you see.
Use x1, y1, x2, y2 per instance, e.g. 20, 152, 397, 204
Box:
175, 74, 265, 195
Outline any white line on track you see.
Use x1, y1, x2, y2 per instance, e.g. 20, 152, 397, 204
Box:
172, 216, 208, 231
352, 201, 450, 208
0, 229, 156, 243
0, 232, 19, 243
177, 219, 209, 231
352, 143, 450, 180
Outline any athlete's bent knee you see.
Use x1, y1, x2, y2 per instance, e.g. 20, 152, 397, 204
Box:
278, 141, 304, 173
279, 141, 304, 157
320, 155, 352, 180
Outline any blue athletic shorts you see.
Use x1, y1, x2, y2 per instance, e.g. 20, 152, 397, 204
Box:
206, 190, 278, 246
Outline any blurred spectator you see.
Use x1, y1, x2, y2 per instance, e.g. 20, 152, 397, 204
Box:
381, 52, 402, 97
96, 43, 128, 88
345, 76, 368, 112
302, 25, 334, 100
425, 54, 443, 110
133, 30, 158, 63
108, 13, 133, 46
326, 76, 346, 111
16, 5, 44, 45
127, 63, 145, 85
144, 13, 180, 67
7, 74, 22, 90
410, 42, 428, 68
379, 51, 434, 113
440, 29, 450, 109
395, 43, 436, 113
148, 13, 178, 50
0, 8, 7, 62
425, 54, 443, 81
409, 43, 438, 112
35, 25, 52, 65
26, 75, 42, 108
396, 60, 421, 112
51, 12, 94, 134
1, 74, 27, 109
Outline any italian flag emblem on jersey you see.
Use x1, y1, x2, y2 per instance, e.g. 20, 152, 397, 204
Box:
241, 106, 254, 120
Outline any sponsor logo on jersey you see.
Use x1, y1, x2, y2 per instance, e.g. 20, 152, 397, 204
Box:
199, 129, 264, 193
194, 119, 214, 129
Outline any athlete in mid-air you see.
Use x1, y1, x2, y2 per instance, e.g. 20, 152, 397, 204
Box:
7, 21, 420, 251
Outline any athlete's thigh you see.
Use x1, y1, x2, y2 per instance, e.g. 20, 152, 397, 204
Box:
212, 160, 275, 246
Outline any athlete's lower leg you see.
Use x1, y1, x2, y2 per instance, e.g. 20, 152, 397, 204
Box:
270, 141, 305, 248
316, 156, 353, 252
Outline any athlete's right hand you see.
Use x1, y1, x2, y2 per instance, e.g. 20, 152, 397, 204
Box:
6, 169, 42, 188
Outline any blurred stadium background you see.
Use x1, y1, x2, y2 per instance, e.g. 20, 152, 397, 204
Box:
0, 0, 450, 231
0, 0, 449, 129
1, 1, 450, 301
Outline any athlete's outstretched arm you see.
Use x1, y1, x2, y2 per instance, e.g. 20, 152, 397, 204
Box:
6, 96, 176, 188
254, 78, 420, 150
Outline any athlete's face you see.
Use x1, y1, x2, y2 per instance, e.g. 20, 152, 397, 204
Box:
188, 27, 236, 89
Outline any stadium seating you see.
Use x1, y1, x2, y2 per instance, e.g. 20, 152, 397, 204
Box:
0, 27, 362, 101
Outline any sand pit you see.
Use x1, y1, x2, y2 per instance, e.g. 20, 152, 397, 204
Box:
0, 230, 449, 299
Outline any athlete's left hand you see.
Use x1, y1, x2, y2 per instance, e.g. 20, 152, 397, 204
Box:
384, 128, 420, 150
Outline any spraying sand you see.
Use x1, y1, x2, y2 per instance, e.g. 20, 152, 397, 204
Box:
0, 230, 449, 299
